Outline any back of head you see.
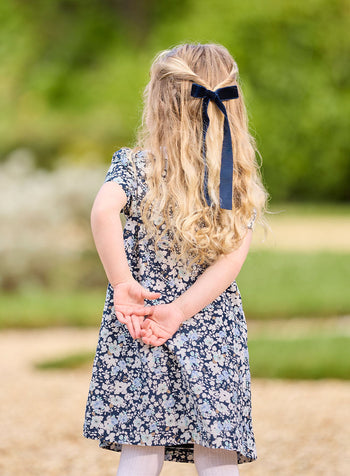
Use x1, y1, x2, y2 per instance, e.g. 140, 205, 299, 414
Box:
135, 43, 268, 267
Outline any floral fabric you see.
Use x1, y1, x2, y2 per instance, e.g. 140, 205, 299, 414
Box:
83, 148, 258, 464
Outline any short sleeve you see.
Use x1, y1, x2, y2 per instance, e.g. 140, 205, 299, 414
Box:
104, 148, 136, 212
247, 208, 257, 230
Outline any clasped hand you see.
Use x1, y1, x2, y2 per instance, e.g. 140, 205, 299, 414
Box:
113, 279, 185, 347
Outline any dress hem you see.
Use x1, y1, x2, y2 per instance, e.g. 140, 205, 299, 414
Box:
83, 429, 257, 465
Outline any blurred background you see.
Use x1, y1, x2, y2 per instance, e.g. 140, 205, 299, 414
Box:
1, 1, 349, 475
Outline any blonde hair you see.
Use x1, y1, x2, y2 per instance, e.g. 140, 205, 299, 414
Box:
132, 43, 269, 267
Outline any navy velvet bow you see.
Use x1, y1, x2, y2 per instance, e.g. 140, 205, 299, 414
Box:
191, 83, 239, 209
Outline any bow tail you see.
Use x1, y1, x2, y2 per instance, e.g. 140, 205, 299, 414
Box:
201, 98, 212, 207
219, 114, 234, 209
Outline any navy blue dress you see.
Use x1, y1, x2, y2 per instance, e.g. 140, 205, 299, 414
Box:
83, 148, 257, 464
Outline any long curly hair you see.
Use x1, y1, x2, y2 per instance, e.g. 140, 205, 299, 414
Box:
132, 43, 269, 268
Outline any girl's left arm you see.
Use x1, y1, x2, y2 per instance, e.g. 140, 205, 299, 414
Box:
90, 181, 133, 287
90, 181, 160, 337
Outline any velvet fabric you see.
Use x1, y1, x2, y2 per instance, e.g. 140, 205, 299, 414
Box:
191, 83, 239, 210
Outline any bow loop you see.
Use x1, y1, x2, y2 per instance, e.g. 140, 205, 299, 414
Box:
190, 83, 239, 209
216, 86, 239, 101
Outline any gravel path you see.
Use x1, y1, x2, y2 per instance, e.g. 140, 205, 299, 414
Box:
1, 327, 349, 476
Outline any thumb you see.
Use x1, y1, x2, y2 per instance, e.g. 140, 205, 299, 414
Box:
142, 289, 161, 300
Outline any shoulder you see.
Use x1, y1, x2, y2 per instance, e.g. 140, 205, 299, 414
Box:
104, 148, 137, 190
111, 147, 132, 164
112, 147, 148, 166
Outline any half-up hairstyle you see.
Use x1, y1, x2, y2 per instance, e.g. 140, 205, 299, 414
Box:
133, 43, 269, 268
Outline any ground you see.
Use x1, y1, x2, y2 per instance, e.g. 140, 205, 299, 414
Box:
1, 326, 349, 476
2, 212, 350, 475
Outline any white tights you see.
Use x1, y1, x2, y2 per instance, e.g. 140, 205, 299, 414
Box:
116, 444, 164, 476
116, 443, 239, 476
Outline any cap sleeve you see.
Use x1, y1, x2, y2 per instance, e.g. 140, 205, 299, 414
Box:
104, 148, 136, 213
247, 208, 257, 230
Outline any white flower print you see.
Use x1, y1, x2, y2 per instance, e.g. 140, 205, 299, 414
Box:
165, 414, 177, 427
83, 149, 257, 465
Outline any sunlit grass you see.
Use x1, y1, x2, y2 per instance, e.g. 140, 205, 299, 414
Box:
34, 350, 95, 370
237, 250, 350, 319
1, 250, 350, 328
249, 335, 350, 380
268, 201, 350, 216
0, 289, 105, 328
34, 335, 350, 380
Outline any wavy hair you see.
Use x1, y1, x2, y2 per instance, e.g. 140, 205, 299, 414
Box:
132, 43, 269, 267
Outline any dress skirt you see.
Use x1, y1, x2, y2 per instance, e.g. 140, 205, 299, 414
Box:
82, 147, 258, 464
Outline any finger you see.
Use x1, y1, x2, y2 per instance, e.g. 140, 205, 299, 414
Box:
141, 332, 151, 345
131, 314, 142, 339
125, 317, 136, 339
141, 327, 153, 344
115, 304, 141, 315
144, 306, 154, 316
140, 319, 155, 331
141, 328, 152, 338
134, 306, 154, 316
142, 290, 161, 300
149, 334, 165, 346
115, 311, 127, 324
140, 328, 149, 337
144, 320, 169, 339
158, 335, 168, 345
117, 306, 153, 317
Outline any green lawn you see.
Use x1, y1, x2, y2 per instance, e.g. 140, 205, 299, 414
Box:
0, 289, 105, 328
237, 250, 350, 319
1, 250, 349, 328
33, 335, 350, 380
34, 350, 95, 371
266, 201, 350, 216
249, 335, 350, 380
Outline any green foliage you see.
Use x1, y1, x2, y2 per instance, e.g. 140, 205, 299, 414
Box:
249, 336, 350, 380
1, 248, 350, 328
34, 350, 95, 370
0, 0, 349, 198
33, 335, 350, 380
237, 250, 350, 319
0, 289, 105, 328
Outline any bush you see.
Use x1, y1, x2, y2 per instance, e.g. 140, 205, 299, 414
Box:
0, 149, 105, 290
0, 0, 349, 200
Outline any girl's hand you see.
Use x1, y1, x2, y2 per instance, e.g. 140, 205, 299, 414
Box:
113, 279, 161, 340
140, 303, 186, 346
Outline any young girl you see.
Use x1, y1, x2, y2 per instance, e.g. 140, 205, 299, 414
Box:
83, 43, 268, 476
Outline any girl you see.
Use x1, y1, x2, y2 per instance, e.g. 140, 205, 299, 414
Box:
83, 43, 269, 476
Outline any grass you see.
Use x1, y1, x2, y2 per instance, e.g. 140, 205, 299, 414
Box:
249, 335, 350, 380
1, 249, 349, 328
267, 201, 350, 216
0, 289, 105, 328
34, 350, 95, 370
34, 335, 350, 380
237, 250, 350, 319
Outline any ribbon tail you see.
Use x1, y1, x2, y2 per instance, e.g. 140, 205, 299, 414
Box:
219, 114, 234, 210
201, 98, 212, 207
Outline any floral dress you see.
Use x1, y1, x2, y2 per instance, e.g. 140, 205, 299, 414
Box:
83, 148, 258, 464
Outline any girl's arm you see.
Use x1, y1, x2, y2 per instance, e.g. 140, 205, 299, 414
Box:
90, 182, 160, 338
174, 228, 253, 320
90, 181, 133, 287
141, 227, 253, 346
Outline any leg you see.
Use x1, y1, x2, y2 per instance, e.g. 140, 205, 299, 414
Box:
194, 443, 240, 476
116, 444, 165, 476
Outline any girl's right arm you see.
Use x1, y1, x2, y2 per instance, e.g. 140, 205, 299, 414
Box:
174, 228, 253, 320
140, 229, 253, 346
